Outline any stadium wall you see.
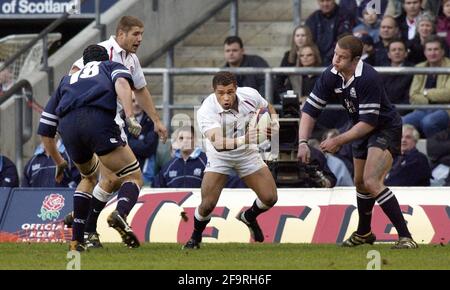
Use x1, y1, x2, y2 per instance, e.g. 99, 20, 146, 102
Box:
0, 0, 224, 162
0, 187, 449, 245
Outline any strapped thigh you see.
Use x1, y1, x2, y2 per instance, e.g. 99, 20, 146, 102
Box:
80, 155, 100, 178
115, 160, 140, 178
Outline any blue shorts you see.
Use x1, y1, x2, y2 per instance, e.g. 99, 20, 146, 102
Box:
352, 125, 401, 160
58, 107, 126, 164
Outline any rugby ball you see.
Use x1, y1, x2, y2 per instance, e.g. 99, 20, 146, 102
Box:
248, 107, 271, 143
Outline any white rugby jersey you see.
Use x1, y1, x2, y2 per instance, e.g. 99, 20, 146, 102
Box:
72, 36, 147, 90
197, 87, 268, 160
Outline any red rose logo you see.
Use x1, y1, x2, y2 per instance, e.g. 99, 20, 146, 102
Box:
38, 194, 65, 221
43, 194, 65, 211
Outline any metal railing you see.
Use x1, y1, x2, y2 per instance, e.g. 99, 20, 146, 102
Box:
293, 0, 302, 26
0, 13, 70, 94
140, 0, 308, 126
141, 66, 450, 127
0, 0, 104, 95
95, 0, 107, 41
0, 0, 103, 179
0, 80, 33, 180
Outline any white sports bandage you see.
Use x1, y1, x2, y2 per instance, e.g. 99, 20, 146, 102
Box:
93, 184, 114, 202
194, 207, 211, 221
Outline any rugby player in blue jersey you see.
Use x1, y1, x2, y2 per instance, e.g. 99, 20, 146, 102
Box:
38, 45, 143, 251
297, 35, 418, 249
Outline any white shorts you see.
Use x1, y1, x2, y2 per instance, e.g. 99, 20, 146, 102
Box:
205, 151, 267, 178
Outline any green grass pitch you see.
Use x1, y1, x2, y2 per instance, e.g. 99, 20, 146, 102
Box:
0, 243, 448, 270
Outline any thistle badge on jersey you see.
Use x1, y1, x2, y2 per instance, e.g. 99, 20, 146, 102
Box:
350, 87, 357, 99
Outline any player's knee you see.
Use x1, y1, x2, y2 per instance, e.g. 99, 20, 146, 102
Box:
78, 174, 97, 192
79, 155, 100, 179
270, 195, 278, 207
354, 179, 366, 192
261, 195, 277, 207
199, 199, 217, 216
363, 177, 381, 194
85, 174, 97, 187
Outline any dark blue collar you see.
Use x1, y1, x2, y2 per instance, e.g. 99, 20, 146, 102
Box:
175, 147, 203, 160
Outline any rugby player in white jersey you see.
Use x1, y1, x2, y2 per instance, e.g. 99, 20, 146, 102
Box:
65, 16, 168, 248
71, 15, 167, 142
183, 72, 279, 249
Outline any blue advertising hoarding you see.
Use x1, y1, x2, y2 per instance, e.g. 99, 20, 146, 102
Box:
0, 188, 74, 242
0, 188, 12, 224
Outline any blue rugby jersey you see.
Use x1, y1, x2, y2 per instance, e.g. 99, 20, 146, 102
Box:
38, 60, 133, 138
302, 60, 402, 129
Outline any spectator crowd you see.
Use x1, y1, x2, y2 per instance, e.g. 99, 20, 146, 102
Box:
1, 0, 450, 189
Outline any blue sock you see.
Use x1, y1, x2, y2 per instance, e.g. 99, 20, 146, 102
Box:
376, 188, 411, 238
72, 191, 91, 242
84, 197, 107, 233
116, 182, 140, 217
356, 191, 375, 235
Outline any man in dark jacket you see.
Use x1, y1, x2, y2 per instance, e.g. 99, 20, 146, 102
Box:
373, 15, 400, 65
381, 39, 414, 110
153, 126, 245, 188
223, 36, 270, 97
427, 127, 450, 170
306, 0, 355, 65
153, 147, 207, 188
385, 124, 431, 186
23, 141, 80, 188
154, 126, 205, 188
0, 154, 19, 187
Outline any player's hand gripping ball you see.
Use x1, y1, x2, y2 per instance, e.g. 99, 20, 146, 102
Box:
248, 107, 272, 144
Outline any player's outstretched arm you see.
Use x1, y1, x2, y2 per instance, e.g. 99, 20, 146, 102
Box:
298, 112, 316, 141
332, 121, 374, 145
297, 112, 316, 163
115, 77, 134, 118
134, 86, 168, 143
115, 78, 142, 137
40, 136, 67, 183
267, 104, 280, 138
